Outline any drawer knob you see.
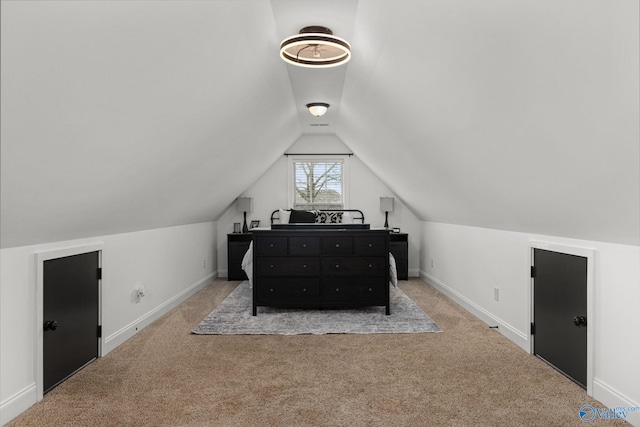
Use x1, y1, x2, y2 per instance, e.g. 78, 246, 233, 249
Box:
302, 244, 307, 248
269, 288, 274, 292
335, 243, 340, 248
269, 244, 274, 248
303, 264, 307, 268
335, 264, 340, 268
302, 288, 307, 292
269, 264, 274, 268
368, 287, 373, 292
368, 243, 373, 247
335, 288, 340, 292
369, 264, 373, 268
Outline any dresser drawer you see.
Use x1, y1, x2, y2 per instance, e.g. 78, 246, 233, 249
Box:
255, 237, 287, 255
322, 257, 387, 276
255, 278, 320, 302
289, 236, 320, 255
322, 277, 387, 302
256, 257, 320, 276
354, 236, 387, 256
322, 236, 353, 255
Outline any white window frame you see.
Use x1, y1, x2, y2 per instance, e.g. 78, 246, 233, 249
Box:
287, 155, 350, 210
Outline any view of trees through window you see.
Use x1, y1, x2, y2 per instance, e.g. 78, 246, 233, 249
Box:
293, 161, 343, 210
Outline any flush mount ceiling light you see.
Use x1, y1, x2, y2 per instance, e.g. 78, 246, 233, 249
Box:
280, 26, 351, 68
307, 102, 330, 117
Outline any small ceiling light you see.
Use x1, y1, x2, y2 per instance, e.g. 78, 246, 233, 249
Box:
280, 26, 351, 68
307, 103, 330, 117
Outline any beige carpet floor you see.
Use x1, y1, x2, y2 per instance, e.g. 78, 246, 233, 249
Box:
8, 278, 619, 427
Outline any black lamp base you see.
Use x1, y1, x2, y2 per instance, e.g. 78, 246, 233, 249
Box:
242, 212, 248, 233
384, 211, 389, 228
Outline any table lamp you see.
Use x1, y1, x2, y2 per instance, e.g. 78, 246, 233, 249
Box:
236, 197, 253, 233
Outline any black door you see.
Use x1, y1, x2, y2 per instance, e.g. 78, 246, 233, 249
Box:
44, 251, 100, 394
533, 248, 587, 388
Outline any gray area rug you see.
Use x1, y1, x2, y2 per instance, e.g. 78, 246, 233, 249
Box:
192, 281, 442, 335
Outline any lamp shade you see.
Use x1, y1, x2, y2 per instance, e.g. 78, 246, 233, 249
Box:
236, 197, 253, 213
380, 197, 394, 212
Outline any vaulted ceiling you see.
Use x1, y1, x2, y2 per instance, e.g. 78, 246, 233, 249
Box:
1, 0, 638, 248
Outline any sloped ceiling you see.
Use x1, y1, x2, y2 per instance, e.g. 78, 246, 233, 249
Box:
1, 0, 638, 248
1, 0, 299, 248
338, 0, 640, 245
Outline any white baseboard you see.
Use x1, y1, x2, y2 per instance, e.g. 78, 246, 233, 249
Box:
1, 273, 216, 425
592, 378, 640, 426
103, 272, 214, 355
1, 272, 216, 426
421, 271, 640, 426
0, 383, 37, 426
420, 271, 529, 352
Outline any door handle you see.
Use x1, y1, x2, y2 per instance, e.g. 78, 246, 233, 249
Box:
572, 316, 587, 327
44, 320, 58, 331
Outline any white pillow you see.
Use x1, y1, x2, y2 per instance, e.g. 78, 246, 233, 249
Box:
279, 209, 291, 224
342, 212, 354, 224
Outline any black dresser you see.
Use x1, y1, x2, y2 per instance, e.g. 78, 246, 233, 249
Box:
252, 229, 390, 316
227, 233, 252, 280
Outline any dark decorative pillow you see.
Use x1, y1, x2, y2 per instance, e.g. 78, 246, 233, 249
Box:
316, 211, 343, 223
289, 209, 316, 223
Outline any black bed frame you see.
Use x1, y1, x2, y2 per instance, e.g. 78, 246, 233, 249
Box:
270, 209, 366, 225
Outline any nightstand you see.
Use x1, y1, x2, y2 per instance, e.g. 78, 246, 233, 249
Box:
227, 233, 252, 281
389, 232, 408, 280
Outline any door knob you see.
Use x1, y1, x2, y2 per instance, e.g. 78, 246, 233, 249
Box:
572, 315, 587, 327
44, 320, 58, 331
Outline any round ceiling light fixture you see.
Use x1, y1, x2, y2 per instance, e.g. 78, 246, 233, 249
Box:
280, 26, 351, 68
307, 103, 330, 117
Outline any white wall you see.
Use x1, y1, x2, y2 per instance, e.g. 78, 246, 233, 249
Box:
421, 221, 640, 425
216, 134, 422, 277
0, 222, 217, 425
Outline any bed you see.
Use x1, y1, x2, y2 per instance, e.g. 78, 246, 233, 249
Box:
241, 209, 398, 315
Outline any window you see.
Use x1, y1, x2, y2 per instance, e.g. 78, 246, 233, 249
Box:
290, 158, 347, 210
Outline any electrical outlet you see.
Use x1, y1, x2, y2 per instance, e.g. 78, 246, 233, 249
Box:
494, 287, 499, 302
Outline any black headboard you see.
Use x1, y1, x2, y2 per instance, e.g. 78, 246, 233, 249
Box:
270, 209, 365, 225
